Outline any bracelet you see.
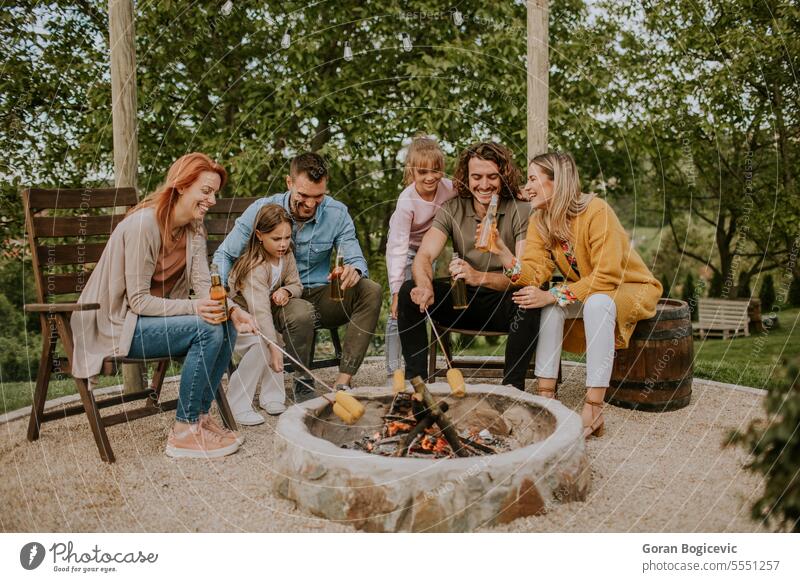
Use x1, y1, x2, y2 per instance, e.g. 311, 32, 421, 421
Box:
549, 284, 577, 307
228, 304, 238, 318
503, 257, 522, 283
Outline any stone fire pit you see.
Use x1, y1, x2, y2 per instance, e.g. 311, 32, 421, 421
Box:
273, 383, 589, 532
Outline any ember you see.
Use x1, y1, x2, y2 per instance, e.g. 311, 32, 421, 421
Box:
340, 378, 512, 458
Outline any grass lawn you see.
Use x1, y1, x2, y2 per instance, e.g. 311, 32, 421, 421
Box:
2, 308, 797, 415
0, 363, 182, 416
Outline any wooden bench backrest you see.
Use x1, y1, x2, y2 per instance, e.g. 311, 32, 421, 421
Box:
22, 188, 139, 303
697, 298, 749, 329
204, 196, 261, 258
23, 189, 263, 302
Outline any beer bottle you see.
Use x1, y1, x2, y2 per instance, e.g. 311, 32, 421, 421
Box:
475, 194, 499, 252
451, 252, 468, 310
330, 249, 345, 302
209, 263, 228, 323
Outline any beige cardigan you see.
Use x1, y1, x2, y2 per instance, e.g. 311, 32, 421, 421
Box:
70, 208, 213, 379
228, 253, 302, 343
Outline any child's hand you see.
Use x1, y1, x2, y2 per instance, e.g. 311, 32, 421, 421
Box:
271, 288, 290, 306
269, 345, 284, 373
390, 293, 399, 319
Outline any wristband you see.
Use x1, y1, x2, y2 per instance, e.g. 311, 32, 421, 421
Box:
503, 257, 522, 283
549, 284, 577, 307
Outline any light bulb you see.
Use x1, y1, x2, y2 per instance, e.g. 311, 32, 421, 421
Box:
453, 10, 463, 26
221, 1, 233, 16
281, 29, 291, 49
401, 33, 412, 52
343, 41, 353, 61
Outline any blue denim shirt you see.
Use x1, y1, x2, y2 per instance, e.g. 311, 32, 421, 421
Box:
212, 192, 369, 289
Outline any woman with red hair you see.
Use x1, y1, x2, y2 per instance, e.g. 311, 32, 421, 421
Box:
71, 153, 258, 459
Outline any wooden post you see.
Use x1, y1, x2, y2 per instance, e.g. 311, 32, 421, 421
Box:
109, 0, 145, 393
527, 0, 549, 160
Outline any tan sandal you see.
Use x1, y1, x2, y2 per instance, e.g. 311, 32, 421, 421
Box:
582, 398, 605, 439
536, 387, 556, 399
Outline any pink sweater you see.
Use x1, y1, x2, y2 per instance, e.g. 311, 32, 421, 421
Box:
386, 178, 456, 294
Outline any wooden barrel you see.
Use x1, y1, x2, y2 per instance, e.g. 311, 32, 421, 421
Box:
606, 298, 693, 412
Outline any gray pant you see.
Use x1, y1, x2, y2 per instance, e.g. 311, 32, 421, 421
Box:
272, 278, 382, 376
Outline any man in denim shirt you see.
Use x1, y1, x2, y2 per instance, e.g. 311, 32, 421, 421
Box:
214, 153, 382, 402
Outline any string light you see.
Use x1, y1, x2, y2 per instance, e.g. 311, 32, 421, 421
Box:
221, 1, 233, 16
281, 28, 291, 49
453, 10, 463, 26
400, 33, 413, 52
343, 41, 353, 61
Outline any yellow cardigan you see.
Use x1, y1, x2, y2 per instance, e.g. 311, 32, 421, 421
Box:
517, 197, 662, 352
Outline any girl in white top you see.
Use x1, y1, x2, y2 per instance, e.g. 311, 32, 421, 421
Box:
226, 204, 303, 424
385, 136, 456, 376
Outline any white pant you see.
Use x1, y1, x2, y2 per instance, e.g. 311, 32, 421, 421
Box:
226, 333, 285, 417
535, 293, 617, 387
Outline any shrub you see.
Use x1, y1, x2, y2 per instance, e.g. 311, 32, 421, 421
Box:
728, 355, 800, 532
0, 293, 41, 382
682, 272, 699, 321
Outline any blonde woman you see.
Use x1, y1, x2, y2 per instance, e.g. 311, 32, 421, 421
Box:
484, 152, 662, 438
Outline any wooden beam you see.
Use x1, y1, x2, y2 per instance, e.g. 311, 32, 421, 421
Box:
109, 0, 145, 393
527, 0, 549, 160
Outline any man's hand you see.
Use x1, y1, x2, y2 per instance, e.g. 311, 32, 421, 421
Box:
329, 264, 361, 290
390, 293, 399, 319
271, 288, 290, 306
449, 256, 483, 287
410, 285, 434, 312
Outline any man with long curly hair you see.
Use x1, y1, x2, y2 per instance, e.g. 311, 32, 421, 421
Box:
397, 142, 540, 391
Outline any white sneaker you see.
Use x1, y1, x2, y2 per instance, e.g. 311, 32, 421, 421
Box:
262, 401, 287, 416
233, 409, 266, 426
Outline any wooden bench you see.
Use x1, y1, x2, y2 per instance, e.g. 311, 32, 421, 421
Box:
692, 298, 750, 339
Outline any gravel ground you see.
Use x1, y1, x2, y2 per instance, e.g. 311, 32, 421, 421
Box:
0, 361, 769, 532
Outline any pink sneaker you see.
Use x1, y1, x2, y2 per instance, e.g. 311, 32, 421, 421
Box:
165, 422, 240, 459
200, 414, 244, 446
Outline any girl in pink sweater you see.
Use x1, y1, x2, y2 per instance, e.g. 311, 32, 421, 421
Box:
385, 136, 456, 376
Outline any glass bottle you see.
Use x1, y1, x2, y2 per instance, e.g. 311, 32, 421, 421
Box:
475, 194, 499, 252
451, 252, 468, 310
330, 249, 345, 302
209, 263, 228, 323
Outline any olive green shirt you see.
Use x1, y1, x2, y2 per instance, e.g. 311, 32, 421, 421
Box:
431, 196, 530, 273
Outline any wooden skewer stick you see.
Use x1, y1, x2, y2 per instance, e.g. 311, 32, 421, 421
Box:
424, 308, 453, 369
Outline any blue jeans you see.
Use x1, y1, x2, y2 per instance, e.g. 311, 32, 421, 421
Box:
385, 250, 416, 375
127, 315, 237, 423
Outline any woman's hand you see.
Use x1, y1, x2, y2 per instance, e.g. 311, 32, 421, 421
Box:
230, 306, 259, 334
390, 293, 399, 319
195, 298, 226, 325
271, 288, 290, 307
269, 344, 284, 373
512, 286, 557, 310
